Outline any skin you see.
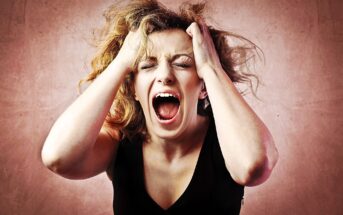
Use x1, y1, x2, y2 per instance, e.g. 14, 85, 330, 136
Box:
135, 29, 210, 208
41, 20, 278, 209
135, 29, 208, 142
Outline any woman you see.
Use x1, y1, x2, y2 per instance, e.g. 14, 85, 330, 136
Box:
41, 0, 278, 214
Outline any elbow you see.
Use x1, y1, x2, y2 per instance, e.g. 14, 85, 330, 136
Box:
233, 157, 269, 186
240, 149, 279, 186
234, 146, 279, 186
242, 157, 270, 186
41, 143, 75, 177
243, 129, 279, 186
41, 150, 78, 179
41, 144, 91, 180
230, 127, 279, 186
41, 146, 64, 174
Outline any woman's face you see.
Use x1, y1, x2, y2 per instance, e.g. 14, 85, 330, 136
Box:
134, 29, 205, 141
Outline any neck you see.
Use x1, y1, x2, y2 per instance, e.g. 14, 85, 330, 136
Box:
145, 116, 210, 163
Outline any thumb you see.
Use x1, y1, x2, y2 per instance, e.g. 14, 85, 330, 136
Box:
186, 22, 203, 44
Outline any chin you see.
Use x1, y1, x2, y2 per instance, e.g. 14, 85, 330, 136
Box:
149, 123, 183, 140
147, 116, 190, 142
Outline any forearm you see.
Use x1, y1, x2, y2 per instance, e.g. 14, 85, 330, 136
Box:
41, 58, 128, 172
203, 66, 278, 185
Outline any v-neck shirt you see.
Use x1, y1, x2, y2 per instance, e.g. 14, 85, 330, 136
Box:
111, 123, 244, 215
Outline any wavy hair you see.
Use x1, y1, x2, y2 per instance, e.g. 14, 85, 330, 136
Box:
80, 0, 261, 141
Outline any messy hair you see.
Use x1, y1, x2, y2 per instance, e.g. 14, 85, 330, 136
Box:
80, 0, 261, 141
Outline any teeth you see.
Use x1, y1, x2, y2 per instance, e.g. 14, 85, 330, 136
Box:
156, 93, 175, 98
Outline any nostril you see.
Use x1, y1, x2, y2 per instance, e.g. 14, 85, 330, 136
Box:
164, 79, 172, 85
158, 78, 173, 85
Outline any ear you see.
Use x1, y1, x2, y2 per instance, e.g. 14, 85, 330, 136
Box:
132, 89, 139, 101
198, 83, 208, 99
132, 86, 139, 101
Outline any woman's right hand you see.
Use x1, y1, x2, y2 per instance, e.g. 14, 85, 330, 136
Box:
114, 29, 143, 72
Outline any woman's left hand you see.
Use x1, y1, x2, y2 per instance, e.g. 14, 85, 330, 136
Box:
186, 19, 222, 79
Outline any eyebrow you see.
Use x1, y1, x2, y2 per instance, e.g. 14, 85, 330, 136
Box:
140, 56, 157, 62
170, 53, 194, 61
139, 52, 194, 63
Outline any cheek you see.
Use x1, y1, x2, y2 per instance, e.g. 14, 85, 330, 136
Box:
133, 75, 150, 102
181, 73, 202, 92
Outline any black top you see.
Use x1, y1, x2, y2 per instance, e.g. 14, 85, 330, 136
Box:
111, 122, 244, 215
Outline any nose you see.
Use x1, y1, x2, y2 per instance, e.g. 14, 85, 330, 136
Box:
155, 62, 175, 85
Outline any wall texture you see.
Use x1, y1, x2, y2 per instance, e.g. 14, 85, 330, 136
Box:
0, 0, 342, 214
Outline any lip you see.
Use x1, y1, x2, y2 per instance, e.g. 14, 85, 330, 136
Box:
151, 89, 181, 125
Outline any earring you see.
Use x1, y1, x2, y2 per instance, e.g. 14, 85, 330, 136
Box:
199, 82, 208, 99
203, 96, 210, 109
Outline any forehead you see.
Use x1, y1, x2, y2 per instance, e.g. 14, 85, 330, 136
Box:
146, 29, 193, 56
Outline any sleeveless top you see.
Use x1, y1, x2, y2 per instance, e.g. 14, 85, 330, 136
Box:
111, 122, 244, 215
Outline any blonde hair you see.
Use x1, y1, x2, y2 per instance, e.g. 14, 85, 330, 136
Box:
80, 0, 261, 141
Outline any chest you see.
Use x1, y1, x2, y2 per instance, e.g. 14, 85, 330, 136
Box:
142, 147, 201, 210
112, 131, 245, 214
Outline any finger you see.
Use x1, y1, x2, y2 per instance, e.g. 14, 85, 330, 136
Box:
186, 24, 193, 37
186, 22, 203, 44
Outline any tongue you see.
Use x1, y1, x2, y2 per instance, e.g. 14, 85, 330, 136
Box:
157, 102, 179, 120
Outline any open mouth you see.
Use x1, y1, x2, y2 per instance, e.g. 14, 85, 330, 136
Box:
153, 92, 180, 121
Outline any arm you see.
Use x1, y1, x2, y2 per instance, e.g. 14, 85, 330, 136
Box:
186, 21, 279, 186
41, 30, 141, 179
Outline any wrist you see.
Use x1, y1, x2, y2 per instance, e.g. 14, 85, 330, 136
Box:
201, 64, 234, 86
199, 64, 217, 80
106, 55, 132, 77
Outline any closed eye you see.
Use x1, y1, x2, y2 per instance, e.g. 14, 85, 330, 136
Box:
172, 55, 194, 69
141, 65, 153, 70
139, 63, 156, 70
173, 63, 192, 68
138, 57, 157, 71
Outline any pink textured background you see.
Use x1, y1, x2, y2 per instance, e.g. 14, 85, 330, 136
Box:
0, 0, 342, 214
